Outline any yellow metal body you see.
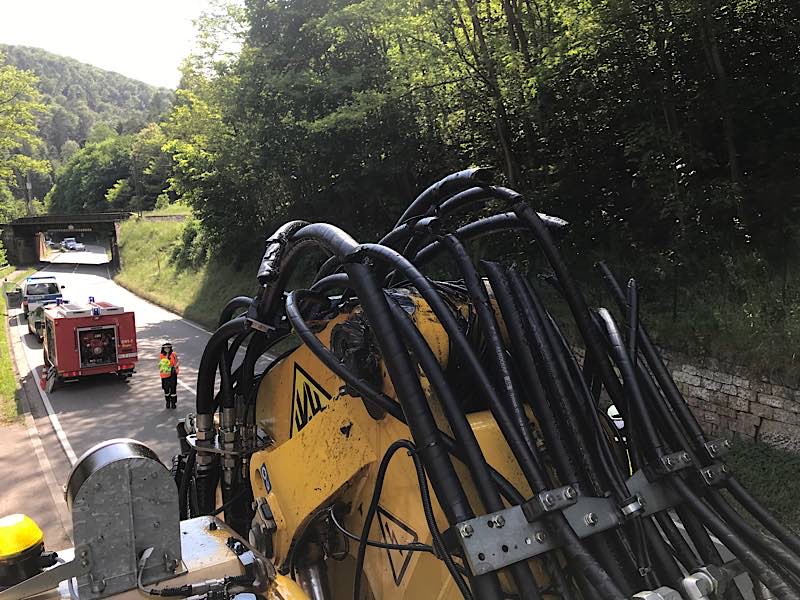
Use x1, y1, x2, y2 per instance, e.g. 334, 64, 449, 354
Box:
0, 514, 43, 559
250, 296, 548, 598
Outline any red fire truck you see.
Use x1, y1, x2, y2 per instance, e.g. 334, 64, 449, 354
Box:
41, 299, 138, 392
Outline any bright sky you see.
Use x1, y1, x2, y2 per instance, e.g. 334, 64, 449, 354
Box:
0, 0, 216, 88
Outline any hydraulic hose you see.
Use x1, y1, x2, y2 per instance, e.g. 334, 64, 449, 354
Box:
196, 316, 249, 416
218, 296, 253, 327
395, 167, 493, 226
385, 297, 542, 598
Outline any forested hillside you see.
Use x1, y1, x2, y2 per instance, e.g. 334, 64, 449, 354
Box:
0, 45, 171, 204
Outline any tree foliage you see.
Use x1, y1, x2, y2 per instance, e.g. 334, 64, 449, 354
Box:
0, 44, 172, 202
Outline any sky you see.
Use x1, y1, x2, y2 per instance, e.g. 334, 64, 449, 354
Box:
0, 0, 217, 88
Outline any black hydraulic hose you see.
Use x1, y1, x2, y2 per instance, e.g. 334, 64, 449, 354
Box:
310, 273, 351, 293
196, 317, 248, 415
506, 196, 625, 407
597, 262, 800, 566
343, 262, 501, 599
356, 244, 544, 483
654, 512, 702, 572
484, 263, 584, 486
522, 278, 622, 497
440, 234, 538, 454
218, 296, 253, 327
596, 262, 707, 448
596, 308, 664, 459
726, 477, 800, 561
626, 280, 639, 360
671, 476, 799, 600
706, 490, 800, 583
385, 297, 541, 598
341, 262, 476, 525
178, 448, 196, 520
395, 167, 493, 226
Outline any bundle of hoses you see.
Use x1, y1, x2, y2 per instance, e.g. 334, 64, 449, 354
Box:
190, 168, 800, 600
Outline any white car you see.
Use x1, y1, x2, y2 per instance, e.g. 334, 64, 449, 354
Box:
21, 276, 63, 320
62, 237, 86, 251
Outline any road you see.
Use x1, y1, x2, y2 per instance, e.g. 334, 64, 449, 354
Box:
10, 245, 210, 481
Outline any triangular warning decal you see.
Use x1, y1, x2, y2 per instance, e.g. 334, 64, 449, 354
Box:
289, 363, 332, 438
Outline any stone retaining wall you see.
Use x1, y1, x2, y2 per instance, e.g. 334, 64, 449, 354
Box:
665, 350, 800, 452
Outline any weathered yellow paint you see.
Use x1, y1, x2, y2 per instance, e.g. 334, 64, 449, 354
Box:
267, 575, 311, 600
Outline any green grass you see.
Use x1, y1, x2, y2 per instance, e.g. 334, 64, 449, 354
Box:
114, 219, 256, 329
0, 267, 37, 423
142, 202, 192, 217
726, 439, 800, 531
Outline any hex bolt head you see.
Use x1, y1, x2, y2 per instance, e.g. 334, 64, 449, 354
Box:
460, 524, 474, 538
543, 493, 555, 507
153, 521, 160, 528
564, 486, 577, 500
681, 452, 692, 463
723, 439, 732, 449
664, 456, 674, 467
534, 531, 547, 544
490, 515, 505, 528
721, 465, 729, 474
584, 512, 598, 527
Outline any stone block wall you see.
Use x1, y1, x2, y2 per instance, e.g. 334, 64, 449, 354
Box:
665, 350, 800, 452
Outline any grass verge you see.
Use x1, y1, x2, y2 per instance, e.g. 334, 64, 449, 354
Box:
114, 218, 256, 329
726, 439, 800, 531
1, 266, 37, 423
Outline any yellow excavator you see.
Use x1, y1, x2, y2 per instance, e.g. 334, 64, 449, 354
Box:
2, 169, 798, 600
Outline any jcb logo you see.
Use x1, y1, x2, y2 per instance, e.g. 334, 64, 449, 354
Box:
289, 364, 332, 438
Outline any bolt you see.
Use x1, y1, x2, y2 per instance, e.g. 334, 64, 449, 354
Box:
153, 521, 160, 528
664, 456, 674, 468
543, 493, 555, 507
525, 537, 532, 545
490, 515, 505, 528
723, 439, 732, 449
584, 513, 598, 527
721, 465, 729, 474
460, 524, 474, 538
79, 550, 88, 558
709, 443, 719, 455
534, 531, 547, 544
81, 560, 89, 568
90, 579, 106, 593
681, 452, 692, 463
564, 486, 577, 500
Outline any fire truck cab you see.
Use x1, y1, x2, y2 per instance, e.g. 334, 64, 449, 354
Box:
42, 299, 138, 392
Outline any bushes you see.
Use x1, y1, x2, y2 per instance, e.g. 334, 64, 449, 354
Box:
171, 219, 208, 269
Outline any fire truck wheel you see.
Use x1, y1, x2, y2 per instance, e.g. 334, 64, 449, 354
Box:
45, 371, 60, 394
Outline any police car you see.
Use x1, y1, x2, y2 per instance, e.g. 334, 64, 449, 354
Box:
21, 275, 64, 321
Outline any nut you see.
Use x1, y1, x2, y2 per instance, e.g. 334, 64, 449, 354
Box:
460, 524, 474, 538
534, 531, 547, 544
564, 486, 577, 500
490, 515, 505, 528
543, 493, 555, 507
584, 512, 598, 527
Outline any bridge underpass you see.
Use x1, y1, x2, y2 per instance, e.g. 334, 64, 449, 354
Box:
0, 212, 130, 267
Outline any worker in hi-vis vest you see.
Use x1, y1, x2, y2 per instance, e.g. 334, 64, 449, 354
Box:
159, 341, 180, 409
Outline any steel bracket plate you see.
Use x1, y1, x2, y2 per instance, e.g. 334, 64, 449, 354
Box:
704, 438, 732, 460
0, 545, 92, 600
699, 462, 730, 486
521, 484, 578, 522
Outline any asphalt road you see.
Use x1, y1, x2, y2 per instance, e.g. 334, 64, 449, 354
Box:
10, 246, 209, 480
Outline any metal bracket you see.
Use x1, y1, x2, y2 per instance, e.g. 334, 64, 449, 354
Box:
0, 545, 92, 600
625, 469, 683, 517
704, 438, 732, 459
656, 450, 694, 475
521, 484, 578, 522
186, 433, 269, 457
456, 493, 622, 575
699, 462, 730, 486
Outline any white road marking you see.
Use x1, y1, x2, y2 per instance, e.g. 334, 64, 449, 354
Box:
178, 378, 197, 395
14, 323, 79, 466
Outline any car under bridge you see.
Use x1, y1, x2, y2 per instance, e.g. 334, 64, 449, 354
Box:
0, 212, 130, 267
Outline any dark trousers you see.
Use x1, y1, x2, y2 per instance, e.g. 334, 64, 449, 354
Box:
161, 374, 177, 404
